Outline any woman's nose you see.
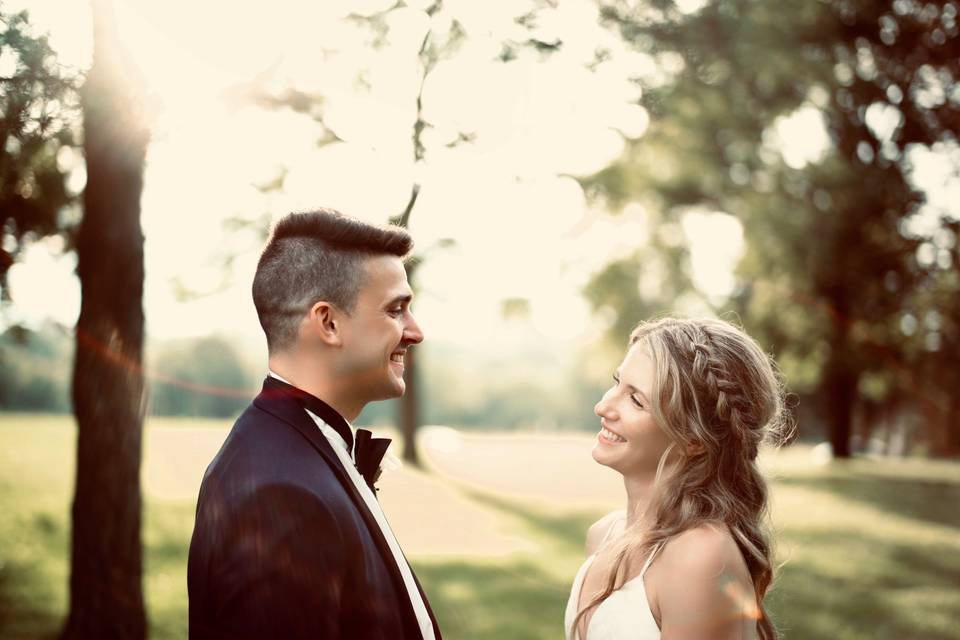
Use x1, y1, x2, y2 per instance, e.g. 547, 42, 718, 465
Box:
594, 394, 618, 420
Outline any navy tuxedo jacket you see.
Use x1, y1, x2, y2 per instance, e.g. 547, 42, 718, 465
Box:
188, 378, 442, 639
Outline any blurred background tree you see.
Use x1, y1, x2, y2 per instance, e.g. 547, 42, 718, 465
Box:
0, 10, 79, 297
150, 336, 251, 418
63, 0, 150, 636
0, 322, 72, 411
1, 3, 152, 636
584, 0, 960, 457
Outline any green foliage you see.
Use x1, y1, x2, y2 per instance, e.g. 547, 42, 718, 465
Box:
0, 323, 71, 411
0, 328, 256, 418
0, 10, 80, 299
907, 219, 960, 453
583, 209, 701, 346
583, 0, 960, 454
150, 336, 253, 418
361, 342, 589, 430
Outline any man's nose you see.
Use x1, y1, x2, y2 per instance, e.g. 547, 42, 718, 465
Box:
404, 312, 424, 344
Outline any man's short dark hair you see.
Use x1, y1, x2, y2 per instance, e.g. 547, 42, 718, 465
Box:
252, 208, 413, 352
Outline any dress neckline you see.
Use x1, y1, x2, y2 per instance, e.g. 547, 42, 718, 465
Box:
572, 542, 663, 640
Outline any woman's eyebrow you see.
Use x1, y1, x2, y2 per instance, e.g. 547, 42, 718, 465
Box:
618, 371, 651, 402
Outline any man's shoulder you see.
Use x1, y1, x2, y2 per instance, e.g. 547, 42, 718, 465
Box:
218, 401, 311, 461
200, 403, 348, 507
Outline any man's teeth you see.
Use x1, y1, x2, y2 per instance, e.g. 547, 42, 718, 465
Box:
601, 427, 626, 443
390, 352, 404, 363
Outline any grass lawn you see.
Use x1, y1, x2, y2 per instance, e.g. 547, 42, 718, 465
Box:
0, 413, 958, 639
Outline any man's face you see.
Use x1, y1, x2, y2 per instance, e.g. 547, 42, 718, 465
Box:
335, 254, 423, 405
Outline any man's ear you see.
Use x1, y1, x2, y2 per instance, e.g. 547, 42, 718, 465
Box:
308, 301, 343, 347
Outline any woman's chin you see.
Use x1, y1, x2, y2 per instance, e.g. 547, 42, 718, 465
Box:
591, 444, 617, 468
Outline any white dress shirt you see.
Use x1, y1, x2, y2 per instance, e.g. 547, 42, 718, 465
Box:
268, 372, 435, 640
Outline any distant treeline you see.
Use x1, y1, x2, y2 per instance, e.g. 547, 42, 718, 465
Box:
0, 324, 254, 417
0, 324, 605, 429
0, 324, 73, 412
0, 323, 922, 453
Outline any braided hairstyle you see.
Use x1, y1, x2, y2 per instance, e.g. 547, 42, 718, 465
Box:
576, 316, 790, 639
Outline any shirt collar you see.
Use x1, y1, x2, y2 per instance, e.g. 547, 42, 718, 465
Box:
265, 371, 354, 453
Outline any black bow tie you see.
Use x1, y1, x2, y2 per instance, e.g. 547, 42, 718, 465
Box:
354, 428, 392, 490
263, 376, 391, 490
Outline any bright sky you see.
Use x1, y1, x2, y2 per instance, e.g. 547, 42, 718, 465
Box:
10, 0, 952, 357
3, 0, 671, 353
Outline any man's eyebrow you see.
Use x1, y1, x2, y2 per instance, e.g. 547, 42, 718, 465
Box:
386, 293, 413, 306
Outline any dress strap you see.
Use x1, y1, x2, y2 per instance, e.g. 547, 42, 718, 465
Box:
639, 540, 665, 578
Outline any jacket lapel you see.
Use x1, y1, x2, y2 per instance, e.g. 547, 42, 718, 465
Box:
252, 379, 426, 638
409, 557, 442, 638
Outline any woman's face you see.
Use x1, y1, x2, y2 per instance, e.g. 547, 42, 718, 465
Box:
592, 343, 675, 478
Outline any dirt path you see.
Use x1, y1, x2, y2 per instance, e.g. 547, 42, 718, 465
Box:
144, 425, 617, 556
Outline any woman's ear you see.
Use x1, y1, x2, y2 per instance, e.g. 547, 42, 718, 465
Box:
307, 301, 343, 347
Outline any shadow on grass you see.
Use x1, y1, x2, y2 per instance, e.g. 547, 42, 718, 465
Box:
459, 488, 601, 554
771, 560, 960, 640
143, 503, 194, 639
779, 472, 960, 529
409, 487, 603, 639
451, 479, 960, 640
0, 565, 61, 640
0, 499, 194, 640
0, 513, 64, 640
771, 528, 960, 640
415, 559, 568, 640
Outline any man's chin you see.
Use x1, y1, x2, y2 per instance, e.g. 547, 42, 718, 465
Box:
385, 376, 406, 398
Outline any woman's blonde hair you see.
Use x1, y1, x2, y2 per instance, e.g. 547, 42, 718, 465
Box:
576, 316, 791, 639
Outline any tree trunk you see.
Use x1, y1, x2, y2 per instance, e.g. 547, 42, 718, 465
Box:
400, 332, 421, 466
62, 1, 149, 638
937, 393, 960, 457
947, 404, 960, 457
395, 247, 422, 467
821, 348, 858, 459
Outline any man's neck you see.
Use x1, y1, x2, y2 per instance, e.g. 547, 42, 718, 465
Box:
268, 355, 363, 422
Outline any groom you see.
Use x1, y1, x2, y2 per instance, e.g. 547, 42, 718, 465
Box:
188, 209, 441, 639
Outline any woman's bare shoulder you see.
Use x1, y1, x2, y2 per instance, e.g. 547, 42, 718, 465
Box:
660, 523, 746, 572
650, 523, 758, 638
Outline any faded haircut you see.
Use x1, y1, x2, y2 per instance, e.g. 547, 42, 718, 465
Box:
252, 208, 412, 353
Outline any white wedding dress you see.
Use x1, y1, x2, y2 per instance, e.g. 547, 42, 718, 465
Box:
563, 515, 663, 640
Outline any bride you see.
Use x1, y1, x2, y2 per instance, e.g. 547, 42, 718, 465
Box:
565, 316, 788, 640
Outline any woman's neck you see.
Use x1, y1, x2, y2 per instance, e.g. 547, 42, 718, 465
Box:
623, 474, 658, 528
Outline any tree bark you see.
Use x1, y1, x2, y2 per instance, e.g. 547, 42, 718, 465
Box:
821, 347, 858, 459
391, 187, 422, 467
400, 343, 420, 466
947, 403, 960, 458
62, 1, 149, 637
